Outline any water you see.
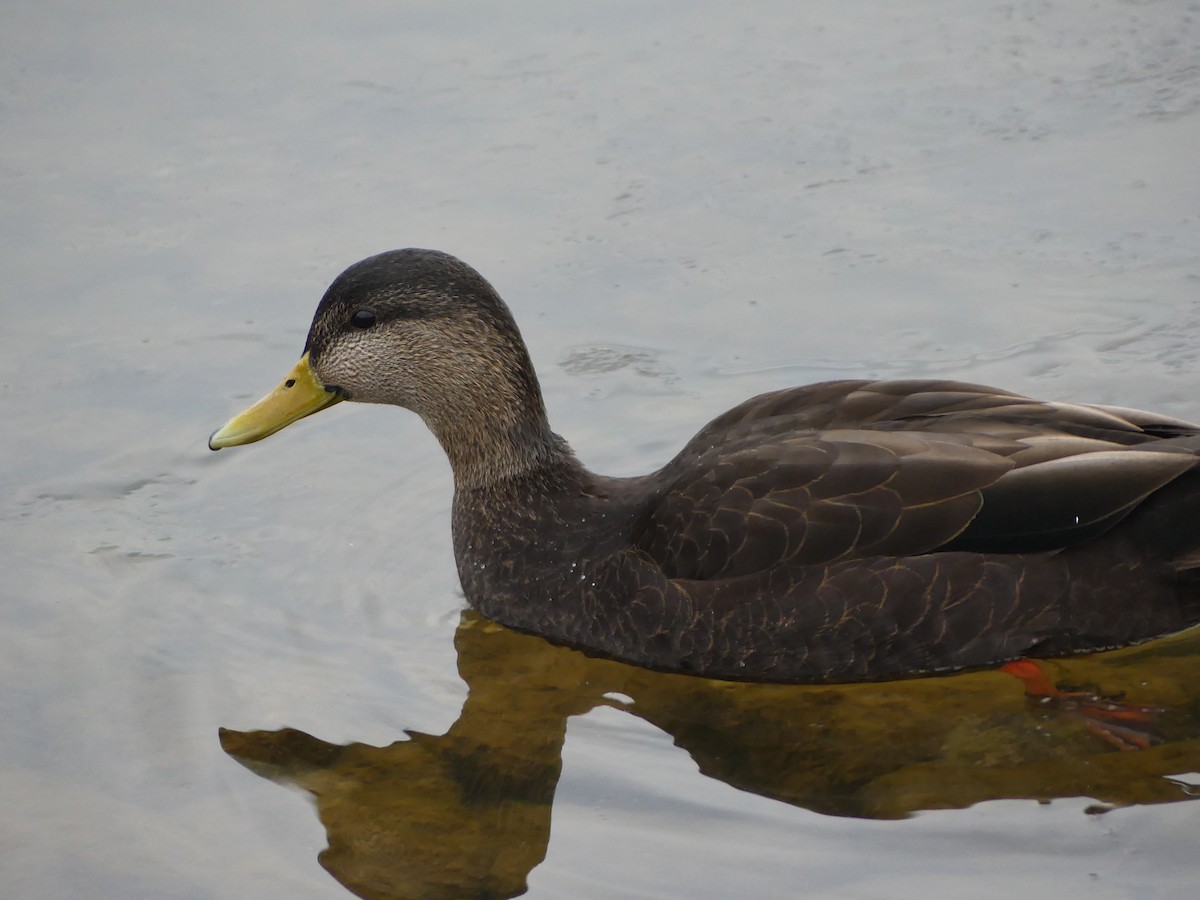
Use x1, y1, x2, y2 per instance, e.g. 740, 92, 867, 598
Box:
3, 1, 1200, 897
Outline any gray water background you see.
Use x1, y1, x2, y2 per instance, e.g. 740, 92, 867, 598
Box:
3, 1, 1199, 897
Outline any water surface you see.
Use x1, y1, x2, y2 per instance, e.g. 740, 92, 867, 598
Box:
3, 1, 1200, 897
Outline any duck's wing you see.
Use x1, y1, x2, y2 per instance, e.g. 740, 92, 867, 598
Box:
686, 379, 1200, 443
633, 380, 1199, 580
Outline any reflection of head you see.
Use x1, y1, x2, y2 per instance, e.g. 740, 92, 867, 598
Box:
221, 723, 563, 900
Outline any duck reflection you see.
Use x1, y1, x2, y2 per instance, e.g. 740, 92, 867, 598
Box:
221, 612, 1200, 900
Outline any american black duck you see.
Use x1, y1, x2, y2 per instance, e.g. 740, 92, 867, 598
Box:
209, 249, 1200, 683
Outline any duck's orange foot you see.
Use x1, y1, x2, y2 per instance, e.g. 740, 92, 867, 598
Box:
1000, 659, 1163, 751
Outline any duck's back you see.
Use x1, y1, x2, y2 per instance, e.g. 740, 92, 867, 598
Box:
635, 379, 1200, 576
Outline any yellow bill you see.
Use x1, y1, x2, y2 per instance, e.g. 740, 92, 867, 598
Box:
209, 352, 342, 450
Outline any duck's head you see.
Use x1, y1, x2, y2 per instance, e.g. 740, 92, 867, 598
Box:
210, 249, 556, 485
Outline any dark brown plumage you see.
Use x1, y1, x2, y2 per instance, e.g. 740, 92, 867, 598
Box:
210, 249, 1200, 683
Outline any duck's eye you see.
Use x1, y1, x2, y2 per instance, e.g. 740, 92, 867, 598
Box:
350, 309, 377, 329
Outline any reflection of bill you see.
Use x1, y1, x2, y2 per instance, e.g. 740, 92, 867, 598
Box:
222, 611, 1200, 900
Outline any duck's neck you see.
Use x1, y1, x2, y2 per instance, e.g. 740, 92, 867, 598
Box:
434, 414, 569, 491
420, 360, 578, 491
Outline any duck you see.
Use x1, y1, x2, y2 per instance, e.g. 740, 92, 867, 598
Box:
209, 249, 1200, 683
